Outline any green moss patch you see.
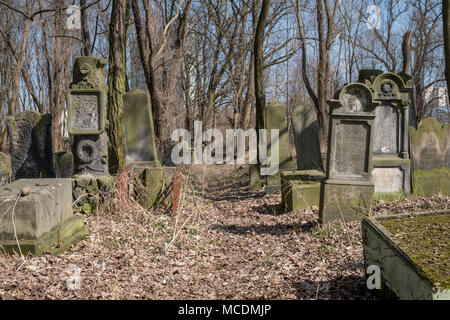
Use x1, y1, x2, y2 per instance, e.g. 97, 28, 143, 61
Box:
380, 213, 450, 289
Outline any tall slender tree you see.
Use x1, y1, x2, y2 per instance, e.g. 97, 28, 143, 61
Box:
107, 0, 128, 173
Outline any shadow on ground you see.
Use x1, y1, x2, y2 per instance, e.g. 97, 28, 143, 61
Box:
211, 220, 318, 236
293, 275, 373, 300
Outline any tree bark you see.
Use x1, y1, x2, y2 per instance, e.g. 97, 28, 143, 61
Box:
107, 0, 128, 174
444, 0, 450, 98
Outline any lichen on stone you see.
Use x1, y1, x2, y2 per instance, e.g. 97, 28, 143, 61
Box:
380, 213, 450, 289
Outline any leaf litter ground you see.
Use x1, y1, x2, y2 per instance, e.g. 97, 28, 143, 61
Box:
0, 165, 448, 299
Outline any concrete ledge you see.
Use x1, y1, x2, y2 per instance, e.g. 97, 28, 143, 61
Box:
362, 211, 450, 300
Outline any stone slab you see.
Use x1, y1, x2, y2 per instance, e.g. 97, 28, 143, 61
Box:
410, 118, 450, 196
362, 211, 450, 300
0, 179, 88, 256
124, 89, 159, 166
319, 180, 374, 223
281, 170, 325, 211
133, 166, 174, 210
292, 105, 323, 171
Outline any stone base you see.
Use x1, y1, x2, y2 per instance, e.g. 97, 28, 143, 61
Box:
133, 166, 174, 210
412, 167, 450, 197
362, 211, 450, 300
319, 179, 374, 223
372, 156, 411, 193
1, 215, 89, 256
281, 170, 325, 211
72, 175, 115, 213
0, 179, 89, 256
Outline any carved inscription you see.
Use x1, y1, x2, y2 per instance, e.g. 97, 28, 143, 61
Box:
70, 93, 100, 131
333, 121, 369, 177
374, 104, 398, 154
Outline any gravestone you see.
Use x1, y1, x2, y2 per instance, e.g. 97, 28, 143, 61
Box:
281, 105, 324, 211
67, 56, 108, 176
263, 101, 296, 193
123, 89, 159, 166
409, 118, 450, 196
358, 71, 412, 195
6, 111, 54, 180
0, 178, 89, 256
319, 83, 379, 223
292, 105, 323, 171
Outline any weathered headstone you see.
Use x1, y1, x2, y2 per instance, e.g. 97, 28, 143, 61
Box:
263, 101, 296, 193
53, 152, 74, 178
409, 118, 450, 196
123, 89, 159, 166
0, 178, 89, 256
292, 105, 323, 171
0, 152, 11, 186
281, 105, 324, 211
133, 166, 174, 210
6, 111, 54, 180
319, 83, 379, 223
359, 71, 412, 195
67, 56, 108, 176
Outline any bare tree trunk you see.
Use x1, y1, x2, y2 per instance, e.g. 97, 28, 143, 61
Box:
254, 0, 270, 132
9, 0, 32, 116
80, 0, 92, 56
444, 0, 450, 98
107, 0, 128, 174
402, 29, 412, 74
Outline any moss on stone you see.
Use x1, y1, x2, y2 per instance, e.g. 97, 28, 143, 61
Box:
380, 213, 450, 289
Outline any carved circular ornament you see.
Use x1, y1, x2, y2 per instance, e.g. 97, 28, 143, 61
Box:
380, 81, 395, 95
76, 140, 98, 164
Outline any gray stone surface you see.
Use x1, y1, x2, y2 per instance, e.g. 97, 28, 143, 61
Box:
68, 56, 108, 176
320, 82, 378, 222
124, 89, 159, 166
372, 167, 403, 193
409, 118, 450, 196
6, 111, 54, 180
358, 71, 412, 193
292, 105, 323, 171
0, 178, 89, 256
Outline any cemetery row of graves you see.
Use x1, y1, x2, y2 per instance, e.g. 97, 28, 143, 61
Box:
0, 57, 448, 299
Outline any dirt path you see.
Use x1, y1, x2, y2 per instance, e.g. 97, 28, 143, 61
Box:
0, 165, 447, 299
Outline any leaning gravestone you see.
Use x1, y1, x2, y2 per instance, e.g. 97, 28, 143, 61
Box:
409, 118, 450, 196
292, 105, 323, 171
319, 83, 379, 223
6, 111, 54, 180
123, 89, 159, 166
280, 105, 325, 211
358, 71, 412, 195
67, 56, 108, 176
263, 101, 296, 193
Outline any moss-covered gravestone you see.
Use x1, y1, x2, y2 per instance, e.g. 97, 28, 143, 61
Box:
362, 211, 449, 299
6, 111, 55, 180
281, 105, 324, 211
263, 101, 296, 193
123, 89, 159, 166
133, 166, 174, 210
358, 71, 412, 197
67, 56, 108, 176
409, 118, 450, 196
319, 83, 379, 223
